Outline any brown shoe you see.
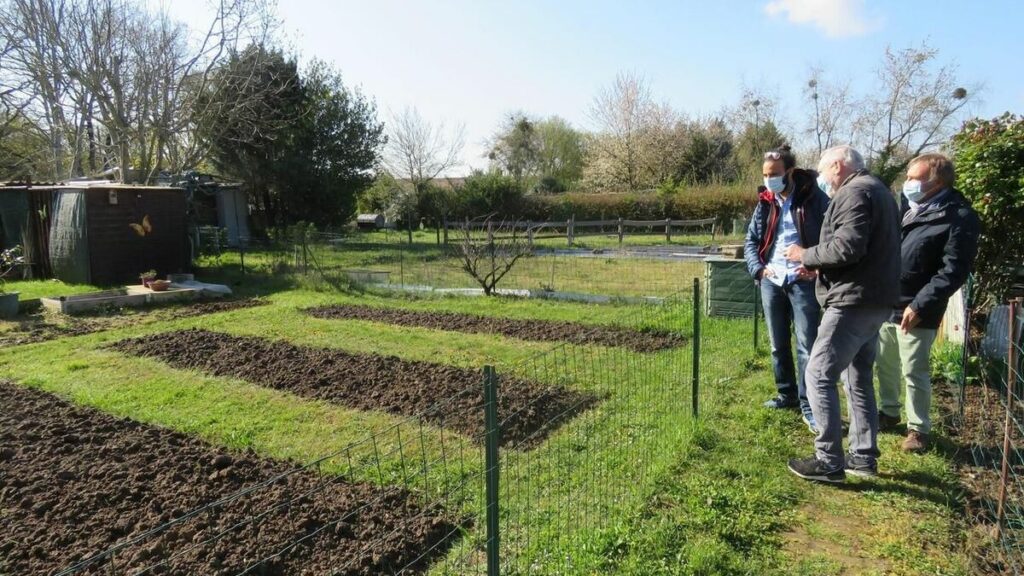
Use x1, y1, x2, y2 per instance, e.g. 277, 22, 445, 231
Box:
879, 412, 902, 432
902, 430, 929, 453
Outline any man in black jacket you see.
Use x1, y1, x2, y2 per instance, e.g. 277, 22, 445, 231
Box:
783, 145, 902, 482
743, 146, 830, 432
877, 153, 981, 453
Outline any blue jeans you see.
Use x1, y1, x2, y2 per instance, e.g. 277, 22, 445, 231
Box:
805, 306, 889, 468
760, 279, 820, 420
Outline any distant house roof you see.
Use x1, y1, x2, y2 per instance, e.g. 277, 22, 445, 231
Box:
395, 177, 466, 191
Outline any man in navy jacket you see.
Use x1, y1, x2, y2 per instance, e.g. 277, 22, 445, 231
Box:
877, 153, 980, 453
744, 145, 830, 432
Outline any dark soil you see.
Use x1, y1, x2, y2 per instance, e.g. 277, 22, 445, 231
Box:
306, 304, 685, 352
0, 298, 266, 347
0, 381, 460, 576
110, 329, 600, 448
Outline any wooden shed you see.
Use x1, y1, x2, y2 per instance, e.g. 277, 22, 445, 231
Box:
1, 182, 190, 285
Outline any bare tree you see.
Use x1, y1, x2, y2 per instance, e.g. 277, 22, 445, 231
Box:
453, 216, 532, 296
0, 0, 278, 182
857, 44, 975, 184
383, 106, 464, 200
804, 67, 854, 161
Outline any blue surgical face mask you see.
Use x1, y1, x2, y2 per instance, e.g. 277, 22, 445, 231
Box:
816, 174, 832, 197
764, 175, 785, 194
903, 179, 926, 203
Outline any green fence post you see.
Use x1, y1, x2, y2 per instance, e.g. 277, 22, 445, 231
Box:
692, 278, 700, 418
483, 365, 501, 576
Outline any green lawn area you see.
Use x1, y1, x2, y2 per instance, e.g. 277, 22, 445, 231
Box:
0, 262, 971, 574
2, 278, 103, 300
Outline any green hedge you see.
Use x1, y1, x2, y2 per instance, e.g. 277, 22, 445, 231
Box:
517, 185, 756, 223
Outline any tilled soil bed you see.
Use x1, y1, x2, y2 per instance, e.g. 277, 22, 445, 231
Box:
306, 304, 685, 352
0, 298, 266, 348
110, 329, 600, 448
0, 381, 460, 576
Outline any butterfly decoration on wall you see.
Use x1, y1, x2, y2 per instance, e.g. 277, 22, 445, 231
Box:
129, 215, 152, 237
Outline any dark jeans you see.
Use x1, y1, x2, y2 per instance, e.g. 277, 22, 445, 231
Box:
760, 279, 820, 419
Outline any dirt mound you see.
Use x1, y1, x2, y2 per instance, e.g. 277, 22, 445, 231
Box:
307, 304, 685, 352
0, 381, 459, 575
110, 329, 599, 448
0, 298, 266, 347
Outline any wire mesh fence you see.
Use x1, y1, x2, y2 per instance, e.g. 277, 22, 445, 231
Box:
193, 227, 720, 300
948, 295, 1024, 574
44, 283, 754, 575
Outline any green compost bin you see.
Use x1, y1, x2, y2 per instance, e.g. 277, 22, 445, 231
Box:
704, 257, 758, 317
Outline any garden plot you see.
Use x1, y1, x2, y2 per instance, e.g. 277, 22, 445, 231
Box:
306, 303, 685, 352
0, 381, 459, 576
110, 329, 600, 447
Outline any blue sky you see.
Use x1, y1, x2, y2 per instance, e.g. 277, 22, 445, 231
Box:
167, 0, 1024, 174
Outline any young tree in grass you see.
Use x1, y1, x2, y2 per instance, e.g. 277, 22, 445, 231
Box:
454, 216, 532, 296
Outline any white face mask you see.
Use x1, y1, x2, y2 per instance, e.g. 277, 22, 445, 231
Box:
902, 179, 927, 203
816, 174, 832, 197
764, 175, 786, 194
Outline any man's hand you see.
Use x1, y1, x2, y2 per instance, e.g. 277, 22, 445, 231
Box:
795, 266, 817, 281
784, 244, 805, 262
900, 306, 921, 333
760, 267, 775, 280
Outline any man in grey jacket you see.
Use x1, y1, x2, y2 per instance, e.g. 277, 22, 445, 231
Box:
783, 145, 902, 482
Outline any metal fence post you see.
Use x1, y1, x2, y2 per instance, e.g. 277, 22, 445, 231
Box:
692, 278, 701, 418
483, 365, 501, 576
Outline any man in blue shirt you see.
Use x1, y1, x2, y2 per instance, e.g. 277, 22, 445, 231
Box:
744, 146, 831, 432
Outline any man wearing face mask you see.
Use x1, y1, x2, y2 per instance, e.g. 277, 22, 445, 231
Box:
783, 145, 901, 482
743, 145, 830, 432
876, 154, 980, 453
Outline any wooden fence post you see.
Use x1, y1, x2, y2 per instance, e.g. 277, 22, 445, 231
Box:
567, 214, 575, 247
442, 215, 448, 245
665, 218, 672, 242
527, 221, 534, 250
617, 217, 624, 246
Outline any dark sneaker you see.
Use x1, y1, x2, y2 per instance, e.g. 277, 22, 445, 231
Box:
788, 456, 845, 483
879, 412, 902, 432
764, 396, 799, 410
845, 454, 878, 478
902, 430, 929, 453
802, 413, 818, 434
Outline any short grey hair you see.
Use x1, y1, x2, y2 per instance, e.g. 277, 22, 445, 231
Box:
819, 145, 865, 172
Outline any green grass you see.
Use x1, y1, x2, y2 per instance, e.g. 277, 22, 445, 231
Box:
2, 278, 103, 300
0, 276, 971, 573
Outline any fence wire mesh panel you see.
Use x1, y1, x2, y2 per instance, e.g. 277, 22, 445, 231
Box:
952, 297, 1024, 574
196, 228, 714, 300
487, 294, 695, 574
43, 287, 713, 575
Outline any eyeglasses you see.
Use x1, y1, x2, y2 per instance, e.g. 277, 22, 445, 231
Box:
763, 151, 782, 161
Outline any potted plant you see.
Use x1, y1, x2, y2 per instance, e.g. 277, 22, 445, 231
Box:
140, 269, 157, 288
0, 246, 25, 319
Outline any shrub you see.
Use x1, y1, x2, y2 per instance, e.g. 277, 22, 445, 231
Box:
516, 183, 756, 223
952, 113, 1024, 306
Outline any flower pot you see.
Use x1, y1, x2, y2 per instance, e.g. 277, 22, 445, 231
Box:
0, 292, 19, 319
149, 280, 172, 292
